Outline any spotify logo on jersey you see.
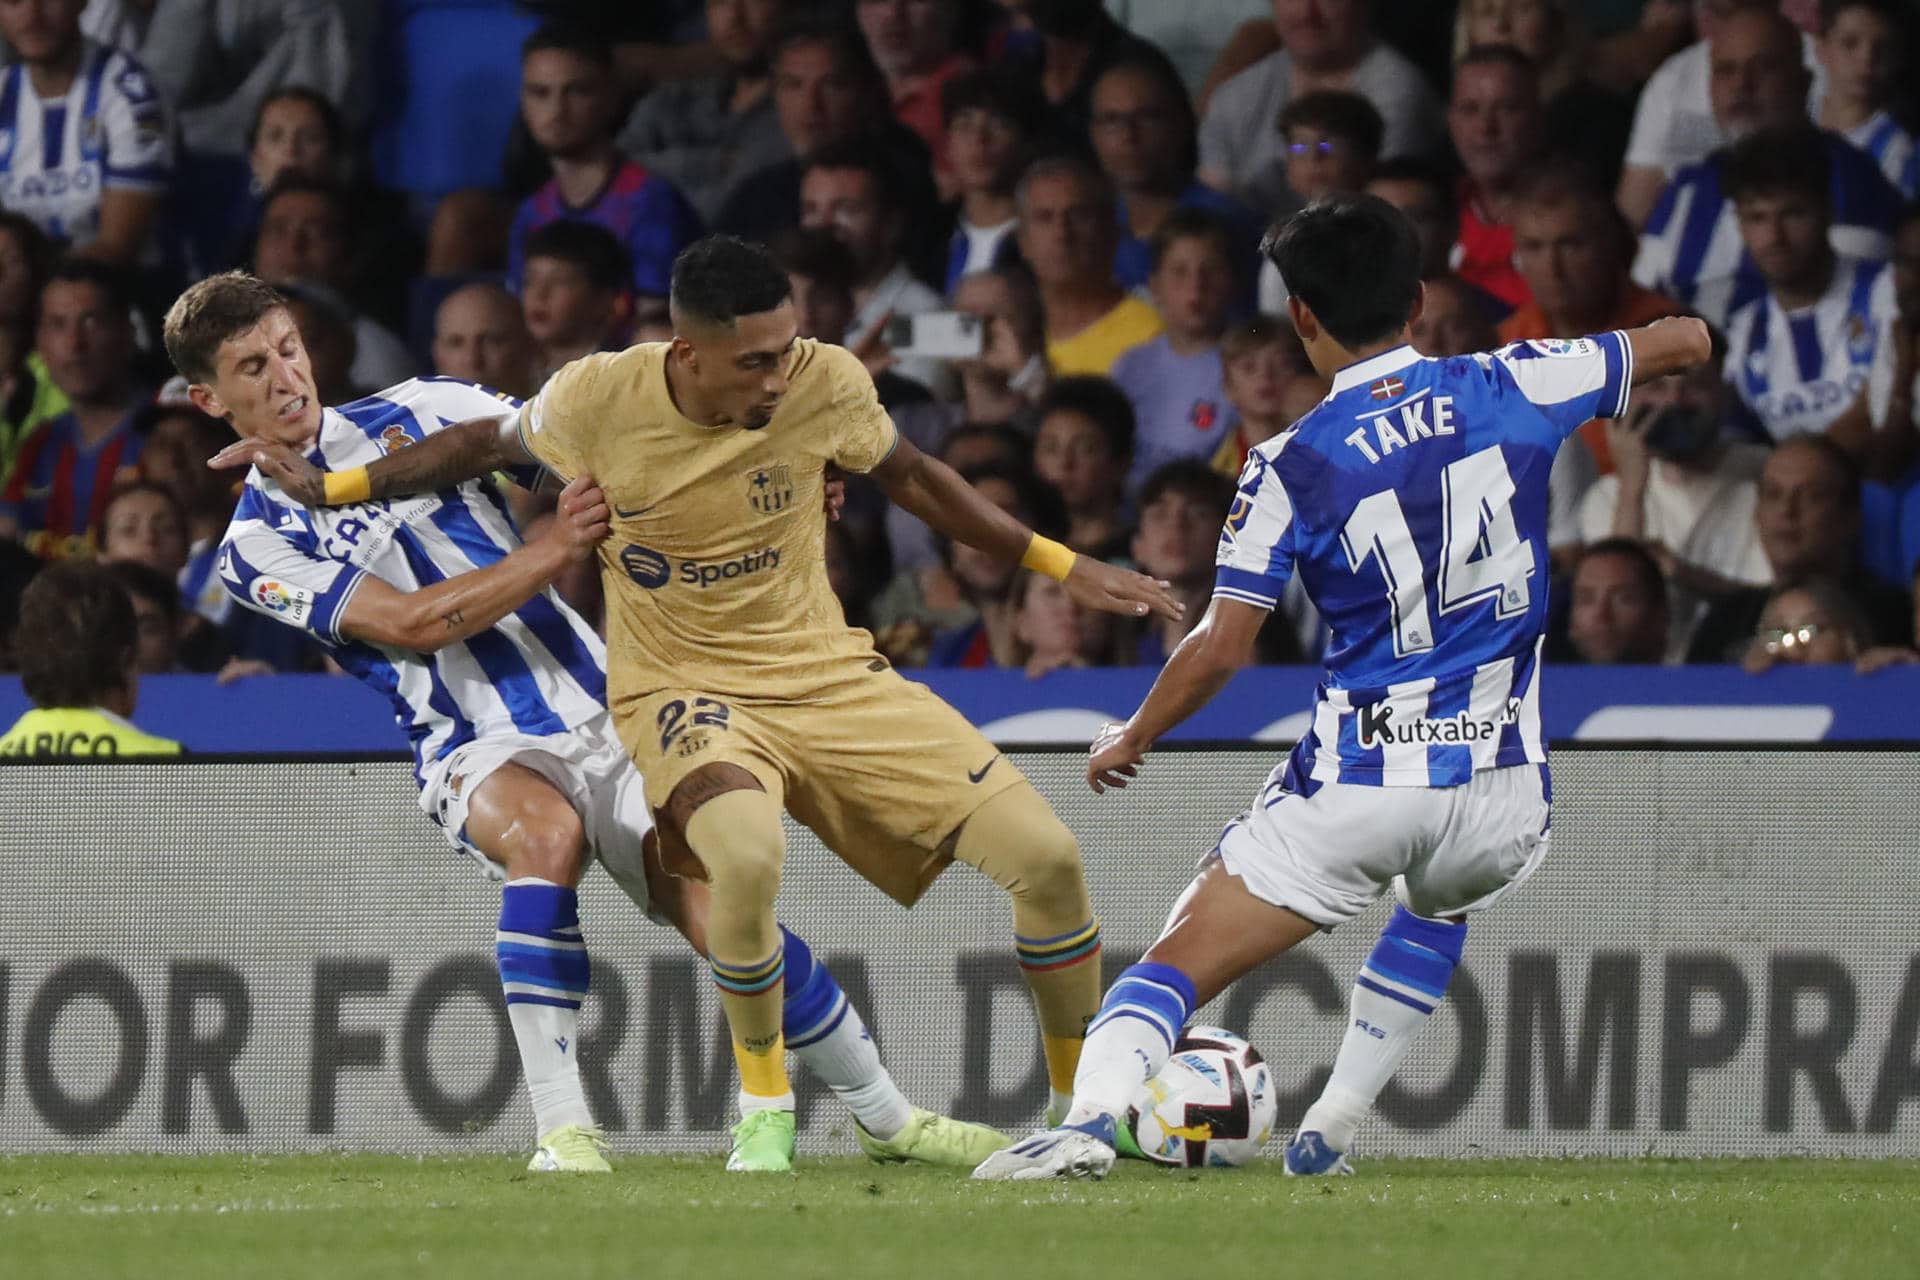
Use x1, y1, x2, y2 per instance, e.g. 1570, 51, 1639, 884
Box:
620, 543, 672, 589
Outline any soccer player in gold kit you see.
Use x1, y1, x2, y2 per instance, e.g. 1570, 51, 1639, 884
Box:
229, 236, 1180, 1172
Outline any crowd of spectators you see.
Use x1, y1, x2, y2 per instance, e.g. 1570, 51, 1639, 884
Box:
1, 0, 1918, 687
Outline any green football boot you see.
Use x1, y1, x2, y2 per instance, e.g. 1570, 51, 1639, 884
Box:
727, 1108, 797, 1172
856, 1108, 1012, 1168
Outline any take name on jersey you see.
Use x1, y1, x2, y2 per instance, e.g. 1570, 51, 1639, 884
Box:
1215, 334, 1632, 792
1724, 256, 1888, 441
216, 377, 606, 779
0, 40, 173, 247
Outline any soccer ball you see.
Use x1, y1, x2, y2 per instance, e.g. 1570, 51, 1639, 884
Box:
1125, 1026, 1277, 1168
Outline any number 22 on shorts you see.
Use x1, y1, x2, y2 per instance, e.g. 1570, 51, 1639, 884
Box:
657, 697, 731, 752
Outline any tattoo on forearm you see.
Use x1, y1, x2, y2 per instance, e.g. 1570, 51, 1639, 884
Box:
442, 608, 465, 631
371, 420, 504, 499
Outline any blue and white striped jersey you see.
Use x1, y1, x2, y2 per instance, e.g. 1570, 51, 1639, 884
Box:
1723, 256, 1889, 441
1215, 334, 1633, 791
0, 39, 173, 247
216, 378, 607, 778
1847, 110, 1920, 199
1632, 131, 1901, 328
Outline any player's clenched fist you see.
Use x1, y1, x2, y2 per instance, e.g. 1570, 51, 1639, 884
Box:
544, 475, 611, 559
1063, 556, 1185, 622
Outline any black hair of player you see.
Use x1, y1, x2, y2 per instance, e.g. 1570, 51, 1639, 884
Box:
1147, 206, 1236, 275
1265, 194, 1423, 350
799, 139, 904, 216
671, 235, 793, 329
1037, 375, 1136, 462
771, 228, 860, 297
44, 256, 137, 321
941, 65, 1048, 138
246, 86, 346, 159
1278, 90, 1385, 165
13, 561, 138, 708
1138, 458, 1235, 519
1576, 538, 1670, 605
1720, 123, 1833, 210
525, 219, 633, 294
522, 23, 615, 70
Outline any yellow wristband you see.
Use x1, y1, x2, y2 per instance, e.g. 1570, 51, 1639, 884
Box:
322, 467, 371, 506
1020, 533, 1077, 582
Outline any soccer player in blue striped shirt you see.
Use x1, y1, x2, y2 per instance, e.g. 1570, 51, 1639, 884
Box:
976, 196, 1711, 1181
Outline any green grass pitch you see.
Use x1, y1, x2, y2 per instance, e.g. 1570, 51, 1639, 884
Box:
3, 1154, 1914, 1280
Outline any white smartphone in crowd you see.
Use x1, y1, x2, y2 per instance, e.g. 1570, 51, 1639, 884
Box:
884, 311, 984, 360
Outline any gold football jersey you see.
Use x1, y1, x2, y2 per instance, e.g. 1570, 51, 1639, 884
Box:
519, 339, 897, 704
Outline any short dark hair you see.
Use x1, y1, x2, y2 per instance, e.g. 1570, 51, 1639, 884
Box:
941, 65, 1048, 137
1455, 42, 1540, 82
1772, 432, 1862, 508
670, 235, 793, 328
107, 560, 182, 630
1138, 458, 1234, 516
1721, 124, 1832, 208
1819, 0, 1908, 35
799, 139, 901, 215
44, 257, 135, 319
522, 23, 615, 69
1278, 90, 1385, 163
163, 271, 289, 385
956, 458, 1068, 541
13, 561, 136, 707
1015, 151, 1114, 214
1148, 206, 1235, 273
770, 17, 884, 93
1093, 52, 1198, 176
940, 421, 1032, 468
246, 86, 345, 159
1037, 375, 1135, 461
1265, 194, 1423, 349
524, 219, 632, 293
771, 228, 859, 294
1576, 538, 1668, 605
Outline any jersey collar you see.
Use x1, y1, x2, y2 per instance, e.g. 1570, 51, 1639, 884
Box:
1329, 344, 1421, 395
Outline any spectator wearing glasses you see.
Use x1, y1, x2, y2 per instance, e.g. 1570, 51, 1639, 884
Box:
1256, 89, 1384, 312
1742, 574, 1918, 672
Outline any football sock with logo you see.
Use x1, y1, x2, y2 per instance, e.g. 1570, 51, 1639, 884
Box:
497, 877, 594, 1136
781, 925, 913, 1140
687, 790, 794, 1114
1063, 962, 1198, 1127
1300, 905, 1466, 1151
953, 788, 1104, 1119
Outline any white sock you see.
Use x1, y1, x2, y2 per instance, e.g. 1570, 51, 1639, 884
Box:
1062, 962, 1197, 1126
498, 877, 594, 1137
738, 1088, 796, 1116
791, 1010, 914, 1139
1300, 907, 1463, 1151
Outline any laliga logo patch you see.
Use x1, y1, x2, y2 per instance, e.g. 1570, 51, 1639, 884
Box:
1526, 338, 1590, 359
251, 579, 313, 620
381, 423, 414, 453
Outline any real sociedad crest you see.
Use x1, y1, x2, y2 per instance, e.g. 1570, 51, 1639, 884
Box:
746, 464, 793, 515
381, 423, 414, 453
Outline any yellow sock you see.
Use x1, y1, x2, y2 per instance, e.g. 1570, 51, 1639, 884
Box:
734, 1031, 792, 1100
1042, 1034, 1085, 1095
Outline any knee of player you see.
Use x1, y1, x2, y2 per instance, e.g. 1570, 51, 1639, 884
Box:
504, 808, 588, 886
683, 794, 786, 903
1013, 815, 1087, 904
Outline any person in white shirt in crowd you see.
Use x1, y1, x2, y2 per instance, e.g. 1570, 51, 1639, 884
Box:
1109, 209, 1239, 500
1832, 200, 1920, 481
1814, 0, 1918, 198
797, 140, 947, 396
1197, 0, 1441, 214
0, 0, 173, 264
1718, 124, 1891, 441
1632, 6, 1899, 326
1616, 0, 1825, 230
1578, 335, 1772, 653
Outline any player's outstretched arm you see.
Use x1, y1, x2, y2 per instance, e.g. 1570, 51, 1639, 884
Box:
869, 434, 1184, 622
1087, 597, 1266, 794
336, 476, 608, 653
209, 416, 538, 507
1624, 315, 1713, 386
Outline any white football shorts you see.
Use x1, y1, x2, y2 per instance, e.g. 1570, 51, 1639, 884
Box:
417, 711, 657, 915
1214, 762, 1551, 926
